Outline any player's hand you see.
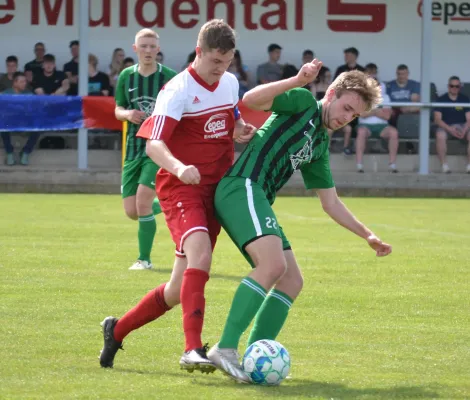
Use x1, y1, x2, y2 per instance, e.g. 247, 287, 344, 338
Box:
235, 123, 257, 144
366, 235, 392, 257
177, 165, 201, 185
295, 59, 323, 87
127, 110, 146, 124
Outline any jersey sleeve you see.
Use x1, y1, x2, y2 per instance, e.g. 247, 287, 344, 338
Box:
137, 82, 185, 141
300, 151, 335, 190
114, 70, 128, 108
270, 88, 316, 115
229, 73, 241, 120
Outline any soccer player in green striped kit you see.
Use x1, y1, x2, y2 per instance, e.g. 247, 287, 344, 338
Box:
115, 29, 177, 270
208, 60, 393, 382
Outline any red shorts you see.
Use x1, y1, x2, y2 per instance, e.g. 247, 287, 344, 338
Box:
158, 184, 220, 257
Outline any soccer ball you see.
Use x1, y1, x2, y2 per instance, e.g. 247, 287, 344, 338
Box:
242, 339, 291, 385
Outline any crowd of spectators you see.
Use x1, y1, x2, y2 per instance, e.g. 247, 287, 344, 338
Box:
1, 41, 469, 172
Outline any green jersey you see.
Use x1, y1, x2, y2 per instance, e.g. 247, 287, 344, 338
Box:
227, 88, 334, 203
115, 63, 177, 161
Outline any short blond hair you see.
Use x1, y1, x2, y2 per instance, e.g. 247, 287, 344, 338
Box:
197, 19, 235, 54
330, 70, 382, 111
88, 53, 98, 67
135, 28, 159, 43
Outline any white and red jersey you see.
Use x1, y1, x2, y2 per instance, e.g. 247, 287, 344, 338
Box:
137, 65, 240, 195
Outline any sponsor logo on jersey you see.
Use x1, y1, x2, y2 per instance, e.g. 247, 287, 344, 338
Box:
131, 96, 156, 117
204, 112, 229, 139
290, 122, 315, 170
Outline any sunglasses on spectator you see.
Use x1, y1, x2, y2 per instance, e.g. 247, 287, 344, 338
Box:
448, 84, 460, 88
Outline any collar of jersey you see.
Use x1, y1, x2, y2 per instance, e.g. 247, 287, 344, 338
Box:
188, 64, 219, 92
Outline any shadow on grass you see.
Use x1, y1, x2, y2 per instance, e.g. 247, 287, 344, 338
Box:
112, 370, 440, 399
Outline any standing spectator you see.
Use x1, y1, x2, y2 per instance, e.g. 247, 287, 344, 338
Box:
1, 72, 40, 166
227, 50, 251, 98
32, 54, 69, 96
24, 42, 46, 83
88, 54, 111, 96
302, 49, 314, 64
334, 47, 365, 79
256, 43, 282, 84
122, 57, 135, 71
156, 52, 164, 63
64, 40, 79, 95
108, 48, 125, 89
434, 76, 470, 173
0, 56, 19, 92
386, 64, 420, 125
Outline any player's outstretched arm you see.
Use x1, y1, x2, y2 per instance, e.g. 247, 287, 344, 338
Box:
146, 140, 200, 185
243, 59, 323, 111
316, 187, 392, 257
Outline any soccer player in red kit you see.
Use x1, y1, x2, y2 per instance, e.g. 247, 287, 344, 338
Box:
99, 19, 256, 372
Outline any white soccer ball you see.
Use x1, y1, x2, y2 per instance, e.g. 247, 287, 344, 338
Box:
242, 339, 291, 385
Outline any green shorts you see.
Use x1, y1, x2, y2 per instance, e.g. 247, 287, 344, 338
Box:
215, 176, 291, 267
358, 123, 388, 138
121, 157, 159, 198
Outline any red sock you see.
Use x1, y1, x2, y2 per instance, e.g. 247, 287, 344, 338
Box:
114, 283, 171, 342
181, 268, 209, 352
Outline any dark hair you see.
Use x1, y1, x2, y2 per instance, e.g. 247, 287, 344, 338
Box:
365, 63, 378, 70
198, 19, 236, 54
397, 64, 408, 71
13, 71, 25, 80
34, 42, 45, 49
186, 50, 197, 64
303, 49, 314, 57
69, 40, 79, 48
157, 51, 163, 57
123, 57, 134, 65
344, 47, 359, 57
449, 75, 460, 82
268, 43, 282, 53
232, 50, 248, 82
315, 66, 331, 84
6, 55, 18, 64
43, 54, 55, 63
282, 64, 299, 80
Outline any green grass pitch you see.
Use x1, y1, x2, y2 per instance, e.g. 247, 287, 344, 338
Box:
1, 194, 469, 399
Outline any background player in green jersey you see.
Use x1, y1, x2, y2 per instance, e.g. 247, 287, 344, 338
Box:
207, 60, 393, 382
115, 29, 177, 270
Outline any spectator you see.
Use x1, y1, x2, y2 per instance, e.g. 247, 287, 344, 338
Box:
64, 40, 79, 95
364, 63, 386, 94
434, 76, 470, 173
88, 54, 111, 96
302, 49, 314, 64
181, 50, 196, 71
334, 47, 365, 79
24, 42, 46, 83
310, 66, 331, 100
0, 56, 19, 92
256, 43, 282, 84
32, 54, 69, 95
108, 48, 125, 89
386, 64, 420, 125
355, 87, 399, 173
227, 49, 251, 98
156, 51, 164, 63
1, 72, 40, 166
122, 57, 135, 71
281, 64, 298, 80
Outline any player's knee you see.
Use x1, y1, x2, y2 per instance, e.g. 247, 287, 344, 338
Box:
192, 250, 212, 270
124, 208, 138, 220
164, 282, 182, 307
257, 259, 287, 282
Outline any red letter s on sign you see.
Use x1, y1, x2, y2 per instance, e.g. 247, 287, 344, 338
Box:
327, 0, 386, 33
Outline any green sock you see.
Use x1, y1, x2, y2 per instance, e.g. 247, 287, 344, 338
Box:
219, 277, 267, 349
152, 198, 162, 215
247, 289, 293, 346
138, 214, 156, 263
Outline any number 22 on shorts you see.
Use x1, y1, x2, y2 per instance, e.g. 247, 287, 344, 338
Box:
265, 217, 278, 230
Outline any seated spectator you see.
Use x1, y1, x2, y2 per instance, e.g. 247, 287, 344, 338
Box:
24, 42, 46, 83
88, 54, 111, 96
310, 66, 331, 100
256, 43, 282, 84
355, 90, 399, 173
0, 56, 19, 92
181, 50, 196, 71
281, 64, 299, 80
121, 57, 135, 71
156, 51, 164, 63
364, 62, 386, 94
302, 49, 314, 64
334, 47, 365, 79
434, 76, 470, 173
1, 72, 40, 166
227, 50, 251, 98
386, 64, 420, 125
64, 40, 79, 95
108, 48, 125, 89
32, 54, 69, 95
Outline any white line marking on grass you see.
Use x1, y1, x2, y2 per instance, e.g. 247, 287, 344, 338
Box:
277, 213, 470, 239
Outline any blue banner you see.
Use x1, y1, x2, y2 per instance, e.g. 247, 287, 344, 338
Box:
0, 95, 83, 132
